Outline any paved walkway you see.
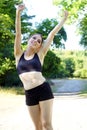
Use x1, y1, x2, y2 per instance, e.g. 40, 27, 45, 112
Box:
0, 94, 87, 130
51, 79, 87, 95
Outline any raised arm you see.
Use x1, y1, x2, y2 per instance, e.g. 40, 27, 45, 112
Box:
41, 10, 69, 55
14, 4, 25, 57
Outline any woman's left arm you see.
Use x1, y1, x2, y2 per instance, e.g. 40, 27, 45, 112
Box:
41, 10, 69, 56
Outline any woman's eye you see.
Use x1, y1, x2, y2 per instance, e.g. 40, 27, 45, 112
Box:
32, 36, 41, 43
33, 36, 36, 40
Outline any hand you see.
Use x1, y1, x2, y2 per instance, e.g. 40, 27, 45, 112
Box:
16, 4, 25, 12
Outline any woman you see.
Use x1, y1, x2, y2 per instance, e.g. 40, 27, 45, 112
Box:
14, 4, 68, 130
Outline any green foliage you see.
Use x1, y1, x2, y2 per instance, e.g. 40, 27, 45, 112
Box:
53, 0, 87, 23
73, 51, 87, 78
0, 58, 14, 75
42, 50, 61, 78
0, 57, 21, 86
79, 14, 87, 48
54, 50, 87, 78
42, 50, 87, 79
63, 57, 75, 77
73, 69, 87, 78
53, 0, 87, 48
0, 86, 24, 95
0, 0, 35, 86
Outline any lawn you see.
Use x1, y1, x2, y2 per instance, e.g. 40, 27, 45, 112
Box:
0, 86, 24, 95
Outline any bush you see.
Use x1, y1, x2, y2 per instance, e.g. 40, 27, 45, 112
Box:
73, 69, 87, 78
42, 50, 61, 78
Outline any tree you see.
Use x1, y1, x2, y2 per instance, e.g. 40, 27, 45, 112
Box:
79, 15, 87, 48
42, 50, 61, 78
63, 57, 75, 77
53, 0, 87, 23
53, 0, 87, 48
0, 0, 35, 86
30, 18, 67, 48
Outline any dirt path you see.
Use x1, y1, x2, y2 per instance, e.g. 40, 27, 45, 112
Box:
0, 79, 87, 130
0, 95, 87, 130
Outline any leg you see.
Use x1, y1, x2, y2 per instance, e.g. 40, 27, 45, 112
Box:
40, 99, 54, 130
27, 104, 42, 130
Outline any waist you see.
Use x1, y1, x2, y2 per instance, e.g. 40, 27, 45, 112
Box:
19, 71, 44, 78
19, 71, 46, 90
25, 81, 48, 93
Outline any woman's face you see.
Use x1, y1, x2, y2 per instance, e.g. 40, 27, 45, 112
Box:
28, 34, 42, 50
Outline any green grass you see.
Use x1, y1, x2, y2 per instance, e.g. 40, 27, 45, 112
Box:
0, 86, 24, 95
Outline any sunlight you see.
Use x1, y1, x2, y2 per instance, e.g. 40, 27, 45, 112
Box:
23, 0, 58, 20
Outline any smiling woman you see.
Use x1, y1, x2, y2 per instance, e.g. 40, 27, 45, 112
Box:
14, 3, 68, 130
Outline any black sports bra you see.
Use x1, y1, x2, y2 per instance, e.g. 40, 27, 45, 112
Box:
17, 53, 42, 75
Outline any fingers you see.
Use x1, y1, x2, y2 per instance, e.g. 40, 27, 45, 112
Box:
16, 4, 25, 12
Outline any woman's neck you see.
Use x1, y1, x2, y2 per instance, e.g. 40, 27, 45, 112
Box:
25, 49, 34, 56
25, 46, 39, 56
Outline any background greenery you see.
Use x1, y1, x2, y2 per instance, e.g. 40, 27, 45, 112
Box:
0, 0, 87, 87
53, 0, 87, 48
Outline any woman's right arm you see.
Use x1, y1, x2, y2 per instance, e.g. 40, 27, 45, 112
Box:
14, 4, 25, 57
40, 10, 68, 57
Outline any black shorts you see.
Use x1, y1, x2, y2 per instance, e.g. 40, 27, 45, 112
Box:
25, 82, 54, 106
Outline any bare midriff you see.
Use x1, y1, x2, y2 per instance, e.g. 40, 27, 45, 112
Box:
19, 71, 46, 90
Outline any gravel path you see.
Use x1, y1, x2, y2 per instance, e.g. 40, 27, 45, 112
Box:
0, 79, 87, 130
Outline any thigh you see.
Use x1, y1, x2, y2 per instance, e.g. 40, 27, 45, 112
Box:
39, 99, 54, 123
27, 105, 41, 124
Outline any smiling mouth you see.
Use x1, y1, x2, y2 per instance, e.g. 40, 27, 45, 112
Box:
31, 43, 37, 48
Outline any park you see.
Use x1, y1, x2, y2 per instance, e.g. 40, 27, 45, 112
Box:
0, 0, 87, 130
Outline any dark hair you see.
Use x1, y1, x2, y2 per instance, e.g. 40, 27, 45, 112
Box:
29, 33, 44, 43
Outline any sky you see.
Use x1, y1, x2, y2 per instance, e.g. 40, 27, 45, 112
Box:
23, 0, 84, 50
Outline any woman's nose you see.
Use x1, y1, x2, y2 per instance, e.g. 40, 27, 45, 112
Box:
34, 39, 38, 43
